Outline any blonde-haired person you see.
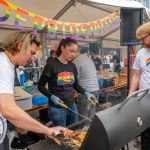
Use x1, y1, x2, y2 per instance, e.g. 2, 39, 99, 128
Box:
129, 21, 150, 150
0, 31, 70, 150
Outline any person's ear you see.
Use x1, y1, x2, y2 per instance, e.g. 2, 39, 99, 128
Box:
17, 43, 22, 51
61, 45, 65, 52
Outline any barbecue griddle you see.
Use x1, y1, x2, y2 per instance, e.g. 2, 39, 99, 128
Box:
28, 89, 150, 150
27, 119, 90, 150
27, 138, 70, 150
80, 88, 150, 150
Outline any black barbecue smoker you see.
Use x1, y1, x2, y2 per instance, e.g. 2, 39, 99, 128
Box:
28, 88, 150, 150
80, 88, 150, 150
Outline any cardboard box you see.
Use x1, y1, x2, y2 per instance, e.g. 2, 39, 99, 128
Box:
14, 87, 32, 111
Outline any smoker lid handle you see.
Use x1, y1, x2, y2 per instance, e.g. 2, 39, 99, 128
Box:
118, 88, 149, 110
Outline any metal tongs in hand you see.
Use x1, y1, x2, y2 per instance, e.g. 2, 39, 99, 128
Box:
59, 101, 68, 108
58, 101, 92, 122
89, 97, 99, 105
84, 92, 99, 105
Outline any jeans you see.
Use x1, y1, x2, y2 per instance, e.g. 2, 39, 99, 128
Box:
114, 64, 121, 73
0, 135, 9, 150
48, 102, 78, 127
141, 127, 150, 150
76, 91, 99, 121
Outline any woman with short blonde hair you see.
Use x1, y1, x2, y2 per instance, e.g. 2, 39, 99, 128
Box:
3, 31, 40, 55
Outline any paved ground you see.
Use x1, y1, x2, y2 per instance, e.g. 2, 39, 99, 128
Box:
129, 138, 141, 150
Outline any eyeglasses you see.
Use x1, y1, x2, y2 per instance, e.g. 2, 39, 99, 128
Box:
75, 50, 79, 53
139, 35, 150, 42
30, 50, 36, 55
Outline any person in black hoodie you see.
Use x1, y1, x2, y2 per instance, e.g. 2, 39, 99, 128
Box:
38, 37, 96, 127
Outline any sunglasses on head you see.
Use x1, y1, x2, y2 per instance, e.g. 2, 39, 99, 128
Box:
30, 33, 40, 47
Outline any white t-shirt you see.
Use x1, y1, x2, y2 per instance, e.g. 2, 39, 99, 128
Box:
133, 48, 150, 92
0, 52, 14, 143
106, 55, 111, 63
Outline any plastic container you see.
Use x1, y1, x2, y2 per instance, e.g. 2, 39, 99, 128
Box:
32, 95, 48, 106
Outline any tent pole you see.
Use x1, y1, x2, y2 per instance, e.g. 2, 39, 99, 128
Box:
101, 27, 120, 39
41, 0, 75, 33
127, 45, 131, 95
40, 0, 75, 56
97, 38, 103, 57
53, 0, 76, 20
101, 39, 103, 58
40, 32, 46, 66
77, 0, 113, 13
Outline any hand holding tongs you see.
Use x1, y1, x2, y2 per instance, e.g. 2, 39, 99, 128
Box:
59, 102, 68, 108
89, 97, 99, 105
59, 101, 92, 122
84, 91, 98, 105
59, 97, 98, 107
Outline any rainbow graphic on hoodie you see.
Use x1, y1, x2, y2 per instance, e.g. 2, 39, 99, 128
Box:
57, 72, 75, 86
146, 58, 150, 66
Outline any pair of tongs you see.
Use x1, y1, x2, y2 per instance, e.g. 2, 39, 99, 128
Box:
89, 97, 99, 105
59, 102, 68, 108
59, 97, 98, 107
59, 102, 92, 122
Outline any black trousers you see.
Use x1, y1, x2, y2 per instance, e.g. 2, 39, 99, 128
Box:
0, 135, 9, 150
114, 64, 121, 73
141, 127, 150, 150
